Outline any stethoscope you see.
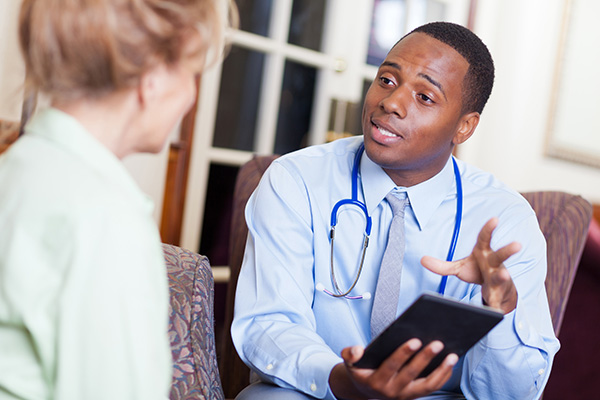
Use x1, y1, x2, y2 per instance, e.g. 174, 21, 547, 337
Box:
317, 143, 463, 300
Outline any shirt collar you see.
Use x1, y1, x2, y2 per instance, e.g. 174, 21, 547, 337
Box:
25, 107, 154, 212
360, 148, 457, 231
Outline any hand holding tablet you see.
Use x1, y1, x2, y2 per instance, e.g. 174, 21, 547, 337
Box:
353, 293, 504, 377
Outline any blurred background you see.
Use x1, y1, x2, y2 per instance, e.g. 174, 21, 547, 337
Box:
2, 0, 598, 259
1, 0, 598, 397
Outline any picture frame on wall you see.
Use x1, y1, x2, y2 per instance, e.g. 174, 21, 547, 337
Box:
545, 0, 600, 169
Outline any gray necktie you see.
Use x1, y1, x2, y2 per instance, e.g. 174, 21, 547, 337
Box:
370, 191, 408, 338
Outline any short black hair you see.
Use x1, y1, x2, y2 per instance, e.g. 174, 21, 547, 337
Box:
401, 21, 495, 115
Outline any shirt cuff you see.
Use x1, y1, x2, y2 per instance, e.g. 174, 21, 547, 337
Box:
251, 346, 342, 399
297, 352, 342, 400
471, 292, 521, 349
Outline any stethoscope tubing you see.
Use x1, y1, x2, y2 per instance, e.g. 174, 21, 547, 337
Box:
326, 142, 463, 299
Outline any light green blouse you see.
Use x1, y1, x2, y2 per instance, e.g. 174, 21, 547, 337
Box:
0, 108, 171, 399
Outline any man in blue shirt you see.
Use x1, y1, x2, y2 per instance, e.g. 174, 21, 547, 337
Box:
232, 22, 558, 400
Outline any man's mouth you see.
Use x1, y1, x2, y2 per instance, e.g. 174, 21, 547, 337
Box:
378, 125, 398, 137
372, 121, 401, 138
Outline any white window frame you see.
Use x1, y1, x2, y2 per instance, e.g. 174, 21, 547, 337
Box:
180, 0, 471, 258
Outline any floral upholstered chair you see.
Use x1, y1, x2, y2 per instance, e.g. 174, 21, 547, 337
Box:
164, 243, 225, 400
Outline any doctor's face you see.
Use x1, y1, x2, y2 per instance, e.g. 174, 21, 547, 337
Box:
362, 32, 471, 187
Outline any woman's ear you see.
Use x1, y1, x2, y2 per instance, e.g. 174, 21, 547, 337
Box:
137, 65, 165, 108
453, 112, 480, 145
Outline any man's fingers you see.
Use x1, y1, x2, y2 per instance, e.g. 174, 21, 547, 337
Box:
475, 217, 498, 250
342, 345, 365, 365
409, 353, 458, 396
491, 241, 522, 266
394, 340, 443, 381
421, 255, 453, 276
385, 341, 456, 398
370, 339, 422, 382
346, 340, 456, 400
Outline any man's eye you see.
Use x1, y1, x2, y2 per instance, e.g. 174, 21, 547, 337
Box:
418, 93, 434, 103
379, 76, 393, 86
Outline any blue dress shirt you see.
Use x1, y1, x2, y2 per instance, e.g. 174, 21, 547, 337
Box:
232, 136, 559, 400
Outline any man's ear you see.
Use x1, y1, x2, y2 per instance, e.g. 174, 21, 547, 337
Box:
453, 111, 480, 145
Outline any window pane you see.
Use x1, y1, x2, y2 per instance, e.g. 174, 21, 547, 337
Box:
367, 0, 406, 66
366, 0, 448, 66
346, 80, 371, 135
288, 0, 326, 51
213, 46, 265, 151
199, 163, 239, 266
274, 60, 316, 154
327, 80, 371, 141
236, 0, 273, 37
405, 0, 447, 32
425, 0, 446, 22
351, 80, 372, 136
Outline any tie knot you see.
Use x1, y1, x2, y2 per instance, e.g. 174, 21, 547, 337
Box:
386, 192, 408, 216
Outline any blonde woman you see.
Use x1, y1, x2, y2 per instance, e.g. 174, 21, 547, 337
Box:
0, 0, 235, 398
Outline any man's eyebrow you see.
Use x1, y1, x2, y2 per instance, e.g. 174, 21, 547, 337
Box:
381, 61, 401, 70
380, 61, 448, 101
419, 73, 447, 101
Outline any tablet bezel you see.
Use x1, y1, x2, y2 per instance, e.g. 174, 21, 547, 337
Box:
353, 292, 504, 377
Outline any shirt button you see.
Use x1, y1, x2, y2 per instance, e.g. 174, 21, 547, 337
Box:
518, 322, 524, 330
310, 383, 317, 392
538, 369, 545, 375
266, 364, 273, 370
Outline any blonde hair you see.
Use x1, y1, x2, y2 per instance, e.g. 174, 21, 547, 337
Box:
19, 0, 237, 101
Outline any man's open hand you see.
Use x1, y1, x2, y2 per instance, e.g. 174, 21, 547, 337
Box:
421, 217, 520, 313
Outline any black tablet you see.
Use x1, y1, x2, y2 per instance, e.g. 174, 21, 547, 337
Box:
353, 292, 504, 377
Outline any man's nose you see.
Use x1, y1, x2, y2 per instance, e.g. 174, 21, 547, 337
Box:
379, 87, 409, 118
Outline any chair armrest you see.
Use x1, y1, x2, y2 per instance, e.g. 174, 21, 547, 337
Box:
164, 243, 224, 400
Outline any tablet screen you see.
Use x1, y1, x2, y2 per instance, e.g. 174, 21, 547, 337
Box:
353, 292, 504, 377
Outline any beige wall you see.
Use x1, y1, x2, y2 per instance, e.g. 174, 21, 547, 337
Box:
461, 0, 600, 204
0, 0, 25, 121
